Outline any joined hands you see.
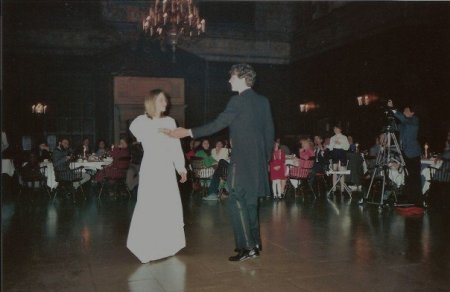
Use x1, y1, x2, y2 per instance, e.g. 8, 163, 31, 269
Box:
159, 127, 190, 139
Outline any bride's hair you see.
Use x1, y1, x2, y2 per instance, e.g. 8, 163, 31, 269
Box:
145, 89, 168, 119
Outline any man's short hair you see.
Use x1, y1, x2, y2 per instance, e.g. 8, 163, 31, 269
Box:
229, 63, 256, 87
404, 104, 415, 113
334, 123, 343, 130
314, 134, 324, 140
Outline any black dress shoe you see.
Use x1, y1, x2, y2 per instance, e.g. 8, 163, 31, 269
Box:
235, 245, 262, 252
229, 248, 259, 261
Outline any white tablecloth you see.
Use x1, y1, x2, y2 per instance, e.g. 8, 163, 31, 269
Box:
41, 160, 112, 189
2, 159, 15, 176
285, 158, 299, 166
421, 159, 443, 194
284, 157, 301, 186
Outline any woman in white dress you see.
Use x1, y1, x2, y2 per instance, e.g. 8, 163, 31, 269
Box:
127, 89, 187, 263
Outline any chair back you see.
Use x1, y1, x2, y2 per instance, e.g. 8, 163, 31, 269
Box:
104, 166, 128, 180
19, 165, 47, 184
54, 166, 84, 183
114, 156, 131, 170
99, 157, 130, 181
190, 158, 215, 179
430, 158, 450, 183
288, 157, 314, 179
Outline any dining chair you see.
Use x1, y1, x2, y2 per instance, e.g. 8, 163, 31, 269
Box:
189, 158, 215, 196
217, 162, 229, 201
285, 157, 316, 197
427, 158, 450, 207
54, 166, 86, 202
18, 165, 51, 201
97, 157, 132, 200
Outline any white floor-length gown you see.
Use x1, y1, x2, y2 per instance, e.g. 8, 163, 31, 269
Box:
127, 115, 187, 263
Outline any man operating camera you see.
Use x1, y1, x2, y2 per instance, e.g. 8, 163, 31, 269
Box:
387, 100, 423, 207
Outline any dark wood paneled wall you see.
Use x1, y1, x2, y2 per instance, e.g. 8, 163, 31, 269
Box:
289, 24, 450, 150
3, 17, 449, 153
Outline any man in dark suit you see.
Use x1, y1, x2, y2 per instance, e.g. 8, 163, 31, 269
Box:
164, 64, 274, 261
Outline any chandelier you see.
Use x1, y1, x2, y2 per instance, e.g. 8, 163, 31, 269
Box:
142, 0, 206, 53
32, 102, 47, 114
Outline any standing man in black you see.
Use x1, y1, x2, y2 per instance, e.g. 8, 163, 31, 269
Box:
388, 100, 422, 207
164, 64, 274, 261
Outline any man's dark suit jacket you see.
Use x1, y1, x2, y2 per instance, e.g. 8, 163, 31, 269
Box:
192, 89, 274, 198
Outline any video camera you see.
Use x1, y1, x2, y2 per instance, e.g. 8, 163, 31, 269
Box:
381, 99, 398, 133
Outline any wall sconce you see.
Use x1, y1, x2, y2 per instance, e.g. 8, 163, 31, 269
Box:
299, 101, 318, 113
356, 95, 370, 106
299, 104, 307, 112
357, 94, 379, 106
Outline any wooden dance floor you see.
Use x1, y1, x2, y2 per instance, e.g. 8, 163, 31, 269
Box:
2, 184, 449, 291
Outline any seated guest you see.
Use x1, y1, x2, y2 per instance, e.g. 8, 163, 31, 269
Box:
287, 138, 314, 189
309, 134, 331, 190
196, 139, 222, 201
347, 136, 358, 153
312, 135, 327, 172
19, 152, 43, 188
37, 142, 52, 161
223, 139, 231, 149
202, 140, 230, 201
276, 137, 291, 155
444, 131, 450, 159
53, 138, 73, 171
211, 140, 230, 162
194, 139, 217, 167
298, 138, 315, 163
202, 159, 230, 201
95, 138, 130, 183
327, 124, 350, 192
126, 137, 144, 193
185, 139, 200, 162
75, 137, 91, 158
95, 139, 108, 157
366, 134, 386, 174
270, 140, 286, 199
369, 134, 384, 157
421, 131, 450, 194
1, 130, 9, 153
52, 137, 90, 188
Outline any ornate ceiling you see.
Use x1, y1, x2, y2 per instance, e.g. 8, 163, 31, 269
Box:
3, 1, 449, 64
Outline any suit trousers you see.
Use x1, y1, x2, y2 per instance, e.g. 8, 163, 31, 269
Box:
207, 159, 229, 196
404, 155, 422, 205
227, 190, 260, 250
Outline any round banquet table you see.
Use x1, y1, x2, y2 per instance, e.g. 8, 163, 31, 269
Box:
2, 159, 15, 177
41, 159, 112, 189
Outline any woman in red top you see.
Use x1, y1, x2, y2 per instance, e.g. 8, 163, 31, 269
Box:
95, 138, 131, 182
185, 139, 200, 162
299, 138, 315, 166
269, 141, 286, 199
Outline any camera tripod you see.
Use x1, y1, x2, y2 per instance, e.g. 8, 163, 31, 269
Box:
363, 127, 412, 208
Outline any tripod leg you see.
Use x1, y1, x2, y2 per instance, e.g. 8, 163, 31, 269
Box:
365, 167, 378, 200
379, 172, 386, 206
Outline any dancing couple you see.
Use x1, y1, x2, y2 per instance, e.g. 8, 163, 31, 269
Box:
127, 63, 274, 263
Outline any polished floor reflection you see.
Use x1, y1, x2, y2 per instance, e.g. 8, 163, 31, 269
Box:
2, 185, 450, 292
